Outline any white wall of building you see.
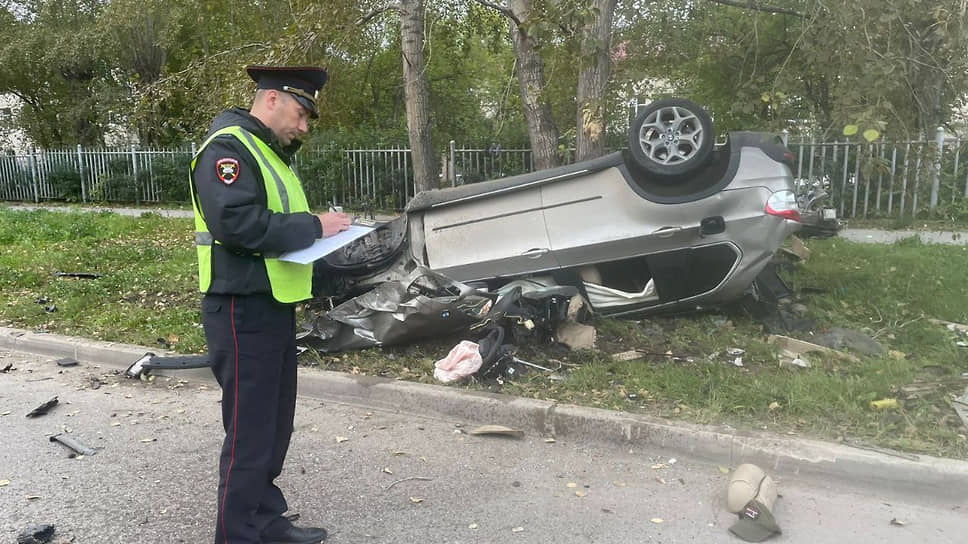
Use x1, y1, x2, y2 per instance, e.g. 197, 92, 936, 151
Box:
0, 94, 31, 154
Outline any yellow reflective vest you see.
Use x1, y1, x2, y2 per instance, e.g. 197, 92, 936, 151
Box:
189, 126, 313, 303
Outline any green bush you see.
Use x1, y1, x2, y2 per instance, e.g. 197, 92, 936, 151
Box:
148, 156, 190, 202
46, 165, 83, 201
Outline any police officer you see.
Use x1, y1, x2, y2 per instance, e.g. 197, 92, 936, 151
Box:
189, 65, 350, 544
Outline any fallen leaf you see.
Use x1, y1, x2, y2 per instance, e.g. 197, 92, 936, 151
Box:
651, 463, 669, 470
655, 478, 666, 485
871, 398, 899, 410
890, 518, 906, 527
718, 466, 730, 474
613, 481, 627, 487
566, 482, 578, 488
383, 467, 393, 475
1, 411, 10, 416
544, 438, 556, 443
26, 495, 41, 500
511, 527, 524, 533
0, 479, 9, 486
392, 450, 407, 456
651, 518, 664, 524
575, 491, 587, 497
769, 401, 781, 412
409, 497, 424, 504
140, 438, 156, 443
335, 436, 349, 443
110, 421, 121, 427
468, 523, 479, 530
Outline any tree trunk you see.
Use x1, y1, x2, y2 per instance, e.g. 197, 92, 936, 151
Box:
509, 0, 559, 170
575, 0, 617, 162
400, 0, 438, 192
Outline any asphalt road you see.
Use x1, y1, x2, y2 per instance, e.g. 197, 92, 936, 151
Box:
2, 348, 965, 544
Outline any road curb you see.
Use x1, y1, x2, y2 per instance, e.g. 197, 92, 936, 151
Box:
3, 326, 967, 502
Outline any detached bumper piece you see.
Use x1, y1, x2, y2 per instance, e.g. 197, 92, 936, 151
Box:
50, 433, 97, 457
124, 352, 211, 379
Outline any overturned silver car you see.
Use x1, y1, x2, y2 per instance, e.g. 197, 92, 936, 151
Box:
319, 99, 801, 318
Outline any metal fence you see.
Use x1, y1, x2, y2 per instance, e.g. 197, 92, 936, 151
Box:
3, 132, 968, 219
784, 129, 968, 219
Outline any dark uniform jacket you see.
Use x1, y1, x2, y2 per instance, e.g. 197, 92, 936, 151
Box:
193, 108, 322, 296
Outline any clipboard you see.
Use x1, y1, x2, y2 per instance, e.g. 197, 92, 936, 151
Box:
277, 223, 375, 264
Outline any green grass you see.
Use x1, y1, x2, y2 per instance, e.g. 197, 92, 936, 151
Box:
2, 208, 967, 458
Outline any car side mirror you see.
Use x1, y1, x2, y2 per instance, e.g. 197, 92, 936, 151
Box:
700, 216, 725, 236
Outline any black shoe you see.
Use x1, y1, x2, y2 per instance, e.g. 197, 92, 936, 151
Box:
263, 524, 328, 544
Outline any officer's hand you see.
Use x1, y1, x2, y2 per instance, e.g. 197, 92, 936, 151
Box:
316, 212, 351, 238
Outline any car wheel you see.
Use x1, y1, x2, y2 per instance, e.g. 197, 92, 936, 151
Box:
628, 98, 714, 178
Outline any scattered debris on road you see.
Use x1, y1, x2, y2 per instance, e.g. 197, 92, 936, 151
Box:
468, 425, 523, 439
49, 433, 97, 457
726, 464, 782, 542
124, 352, 210, 379
54, 357, 78, 367
25, 397, 59, 418
16, 524, 55, 544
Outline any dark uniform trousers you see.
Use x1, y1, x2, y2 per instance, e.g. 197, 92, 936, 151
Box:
203, 292, 298, 544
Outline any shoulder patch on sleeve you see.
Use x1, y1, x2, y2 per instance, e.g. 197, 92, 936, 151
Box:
215, 158, 240, 185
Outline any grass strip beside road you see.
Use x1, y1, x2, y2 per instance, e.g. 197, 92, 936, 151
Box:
1, 208, 967, 458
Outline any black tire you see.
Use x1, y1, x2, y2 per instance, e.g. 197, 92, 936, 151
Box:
627, 98, 714, 178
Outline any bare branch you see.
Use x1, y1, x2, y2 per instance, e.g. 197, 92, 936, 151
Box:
473, 0, 522, 27
357, 4, 398, 26
703, 0, 803, 18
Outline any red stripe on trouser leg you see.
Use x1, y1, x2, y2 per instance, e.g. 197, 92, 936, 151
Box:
219, 295, 239, 544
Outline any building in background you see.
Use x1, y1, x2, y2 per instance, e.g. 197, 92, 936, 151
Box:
0, 94, 30, 154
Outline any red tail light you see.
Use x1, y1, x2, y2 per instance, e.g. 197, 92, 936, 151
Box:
766, 190, 801, 222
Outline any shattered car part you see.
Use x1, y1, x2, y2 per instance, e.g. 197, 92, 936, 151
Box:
25, 397, 58, 418
124, 352, 211, 379
304, 267, 493, 352
797, 190, 841, 239
469, 425, 524, 439
17, 524, 55, 544
54, 271, 102, 279
49, 433, 97, 457
54, 357, 79, 367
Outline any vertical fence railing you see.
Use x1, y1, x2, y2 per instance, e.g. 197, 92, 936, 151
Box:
788, 131, 966, 219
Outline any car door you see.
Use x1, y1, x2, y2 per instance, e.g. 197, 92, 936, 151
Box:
540, 166, 697, 268
419, 187, 559, 282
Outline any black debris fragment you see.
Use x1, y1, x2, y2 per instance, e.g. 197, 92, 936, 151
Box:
34, 297, 50, 305
124, 352, 210, 379
50, 433, 97, 457
17, 524, 55, 544
55, 357, 79, 367
2, 363, 13, 373
25, 397, 58, 418
54, 272, 101, 279
43, 305, 56, 313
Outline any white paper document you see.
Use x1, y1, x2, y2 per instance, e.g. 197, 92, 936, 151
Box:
277, 224, 375, 264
